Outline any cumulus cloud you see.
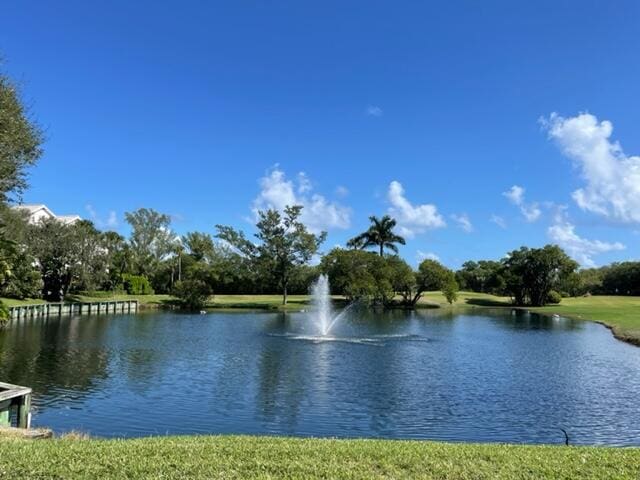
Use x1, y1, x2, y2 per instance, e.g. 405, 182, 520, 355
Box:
85, 204, 118, 229
451, 213, 473, 233
547, 210, 625, 267
252, 168, 351, 233
542, 112, 640, 224
366, 105, 383, 117
387, 181, 446, 238
503, 185, 541, 222
490, 214, 507, 229
417, 250, 440, 263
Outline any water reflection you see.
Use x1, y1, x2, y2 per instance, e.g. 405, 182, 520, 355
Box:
0, 309, 638, 445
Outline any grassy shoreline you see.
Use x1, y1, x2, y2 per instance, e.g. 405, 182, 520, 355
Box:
0, 435, 638, 479
3, 292, 639, 346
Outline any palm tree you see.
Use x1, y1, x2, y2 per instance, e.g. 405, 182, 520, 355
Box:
347, 215, 406, 256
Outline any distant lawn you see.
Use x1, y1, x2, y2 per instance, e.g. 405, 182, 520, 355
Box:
421, 291, 640, 346
208, 294, 320, 310
4, 291, 639, 345
65, 293, 175, 308
0, 297, 47, 307
0, 435, 638, 479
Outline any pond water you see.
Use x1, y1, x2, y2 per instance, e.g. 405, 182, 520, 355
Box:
1, 308, 639, 445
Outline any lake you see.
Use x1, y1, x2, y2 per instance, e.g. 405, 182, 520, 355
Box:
1, 308, 639, 445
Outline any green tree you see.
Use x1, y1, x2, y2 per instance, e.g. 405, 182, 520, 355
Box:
0, 221, 15, 322
347, 215, 406, 256
173, 263, 216, 310
503, 245, 578, 306
125, 208, 173, 278
456, 260, 505, 294
217, 205, 326, 305
601, 262, 640, 296
27, 219, 78, 300
442, 276, 459, 304
0, 249, 42, 299
73, 220, 110, 292
320, 248, 392, 304
102, 231, 133, 290
385, 255, 417, 305
415, 258, 457, 304
0, 209, 41, 300
183, 232, 216, 263
0, 73, 43, 202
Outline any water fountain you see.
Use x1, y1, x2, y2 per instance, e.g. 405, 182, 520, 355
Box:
310, 274, 356, 336
311, 274, 333, 335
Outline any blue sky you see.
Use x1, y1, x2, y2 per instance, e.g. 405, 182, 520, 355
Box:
3, 1, 640, 268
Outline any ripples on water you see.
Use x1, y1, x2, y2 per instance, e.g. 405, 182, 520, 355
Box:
0, 308, 639, 445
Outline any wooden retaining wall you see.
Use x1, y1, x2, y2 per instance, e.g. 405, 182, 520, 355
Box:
0, 382, 32, 429
8, 300, 138, 320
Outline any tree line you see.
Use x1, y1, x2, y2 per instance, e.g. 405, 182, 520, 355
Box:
2, 203, 639, 313
1, 67, 639, 318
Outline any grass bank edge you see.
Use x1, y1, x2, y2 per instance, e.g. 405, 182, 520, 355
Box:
0, 435, 638, 479
3, 292, 639, 345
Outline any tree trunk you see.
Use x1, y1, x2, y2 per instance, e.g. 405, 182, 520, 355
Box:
379, 244, 384, 257
282, 283, 288, 305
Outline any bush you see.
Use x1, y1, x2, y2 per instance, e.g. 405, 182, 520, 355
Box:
173, 279, 211, 310
0, 300, 8, 327
0, 251, 42, 300
442, 277, 459, 304
546, 290, 562, 304
120, 274, 154, 295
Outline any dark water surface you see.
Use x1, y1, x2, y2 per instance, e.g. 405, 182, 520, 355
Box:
1, 308, 639, 445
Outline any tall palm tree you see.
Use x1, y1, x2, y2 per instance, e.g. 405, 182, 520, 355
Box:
347, 215, 406, 256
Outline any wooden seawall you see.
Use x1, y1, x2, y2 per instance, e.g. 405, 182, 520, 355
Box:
8, 300, 139, 320
0, 382, 32, 429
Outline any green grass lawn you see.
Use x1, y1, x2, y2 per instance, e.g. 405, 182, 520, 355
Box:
209, 294, 324, 310
4, 291, 639, 345
420, 291, 640, 346
0, 297, 48, 307
0, 435, 638, 479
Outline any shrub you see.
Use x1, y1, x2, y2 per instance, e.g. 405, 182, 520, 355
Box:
546, 290, 562, 304
442, 277, 459, 304
0, 251, 42, 300
173, 279, 211, 310
120, 274, 154, 295
0, 300, 9, 327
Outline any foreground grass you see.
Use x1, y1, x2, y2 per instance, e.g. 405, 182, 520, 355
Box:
0, 435, 638, 479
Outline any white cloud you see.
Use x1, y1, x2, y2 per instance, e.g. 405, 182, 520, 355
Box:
503, 185, 524, 205
490, 214, 507, 229
502, 185, 541, 222
85, 204, 118, 229
451, 213, 473, 233
252, 168, 351, 233
366, 105, 383, 117
543, 112, 640, 224
387, 181, 446, 238
335, 185, 349, 198
417, 250, 440, 263
297, 172, 312, 194
547, 212, 625, 267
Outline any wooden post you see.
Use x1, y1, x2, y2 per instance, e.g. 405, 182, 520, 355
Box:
17, 393, 31, 429
0, 400, 10, 427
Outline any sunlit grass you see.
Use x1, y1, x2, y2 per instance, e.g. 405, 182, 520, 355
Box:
0, 435, 638, 479
4, 291, 640, 344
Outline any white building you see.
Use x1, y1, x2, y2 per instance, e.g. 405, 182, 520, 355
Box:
11, 204, 81, 225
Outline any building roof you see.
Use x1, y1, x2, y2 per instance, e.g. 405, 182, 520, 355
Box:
11, 204, 81, 225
